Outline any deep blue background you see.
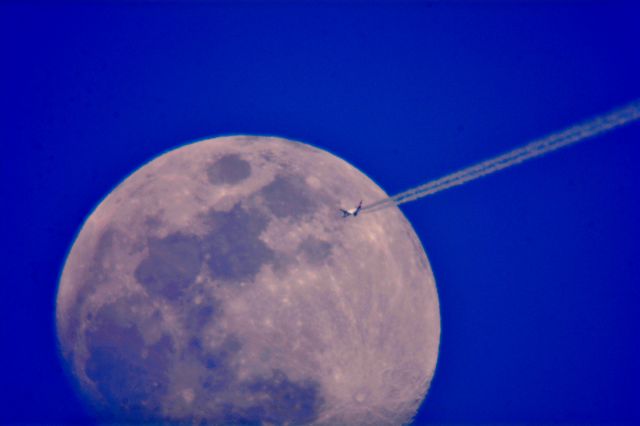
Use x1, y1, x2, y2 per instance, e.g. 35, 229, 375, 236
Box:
2, 2, 639, 424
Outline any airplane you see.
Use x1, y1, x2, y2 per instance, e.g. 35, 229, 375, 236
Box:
339, 200, 363, 218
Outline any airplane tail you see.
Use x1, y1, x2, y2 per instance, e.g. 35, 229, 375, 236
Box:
354, 200, 363, 216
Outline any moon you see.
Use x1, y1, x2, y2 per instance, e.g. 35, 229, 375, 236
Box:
56, 135, 440, 425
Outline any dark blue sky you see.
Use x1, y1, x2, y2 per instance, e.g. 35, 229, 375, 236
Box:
2, 2, 639, 424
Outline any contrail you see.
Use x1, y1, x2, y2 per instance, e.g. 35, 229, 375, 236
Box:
363, 99, 640, 213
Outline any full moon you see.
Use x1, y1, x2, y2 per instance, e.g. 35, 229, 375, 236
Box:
56, 136, 440, 425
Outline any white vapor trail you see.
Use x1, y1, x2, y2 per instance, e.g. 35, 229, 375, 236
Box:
363, 99, 640, 213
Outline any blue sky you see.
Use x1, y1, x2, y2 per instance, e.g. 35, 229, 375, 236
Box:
1, 2, 639, 424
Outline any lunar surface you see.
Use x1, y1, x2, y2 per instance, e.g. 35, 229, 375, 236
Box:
56, 136, 440, 425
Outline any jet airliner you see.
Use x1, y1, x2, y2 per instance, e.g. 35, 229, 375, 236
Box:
339, 200, 362, 218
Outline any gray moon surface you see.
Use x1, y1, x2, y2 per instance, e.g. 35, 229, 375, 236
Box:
56, 135, 440, 425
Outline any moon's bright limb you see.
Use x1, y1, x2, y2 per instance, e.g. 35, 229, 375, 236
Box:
56, 136, 440, 425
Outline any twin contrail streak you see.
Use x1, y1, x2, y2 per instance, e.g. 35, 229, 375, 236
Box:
363, 99, 640, 213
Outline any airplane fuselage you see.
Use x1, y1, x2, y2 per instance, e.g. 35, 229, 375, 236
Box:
340, 201, 362, 218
